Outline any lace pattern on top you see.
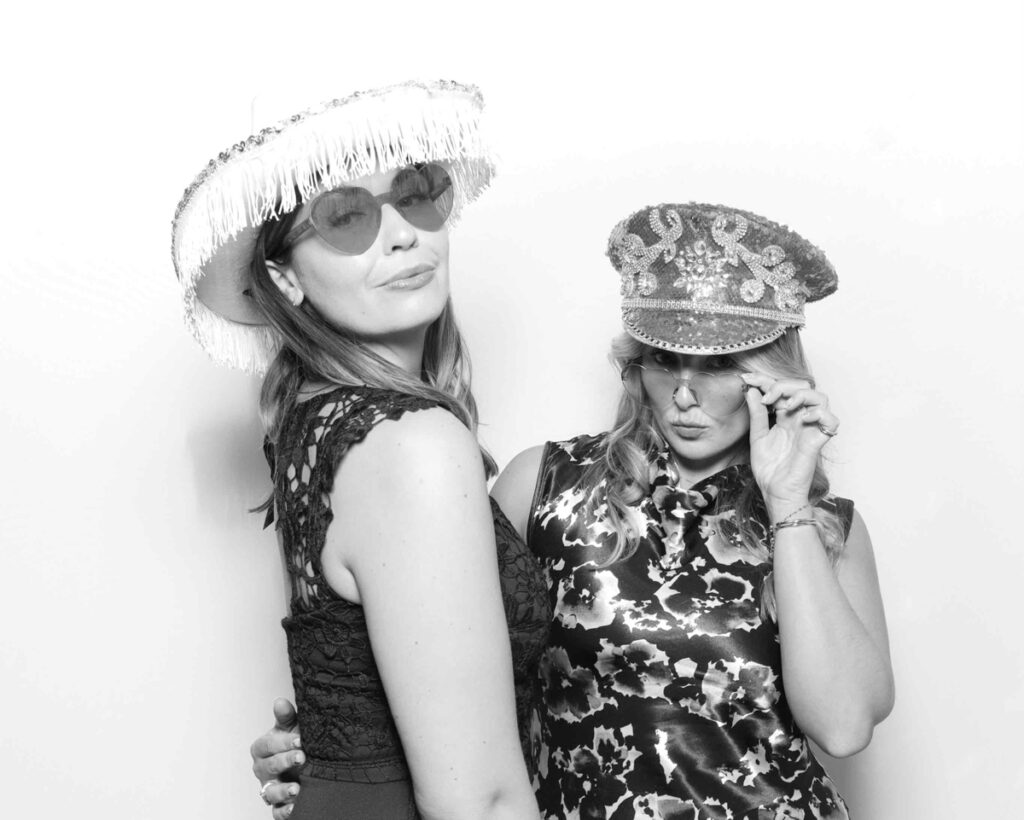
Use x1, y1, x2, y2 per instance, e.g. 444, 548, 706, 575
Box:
270, 386, 437, 613
265, 385, 551, 783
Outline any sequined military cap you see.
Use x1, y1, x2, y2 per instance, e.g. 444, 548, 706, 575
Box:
607, 203, 838, 354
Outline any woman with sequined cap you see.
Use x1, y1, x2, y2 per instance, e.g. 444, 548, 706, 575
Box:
171, 81, 548, 820
493, 203, 895, 818
252, 201, 893, 819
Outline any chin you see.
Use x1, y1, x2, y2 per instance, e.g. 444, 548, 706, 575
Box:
663, 430, 746, 467
380, 305, 448, 339
669, 442, 724, 463
388, 279, 449, 315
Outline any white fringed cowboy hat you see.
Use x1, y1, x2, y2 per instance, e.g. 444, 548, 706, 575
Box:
171, 80, 495, 374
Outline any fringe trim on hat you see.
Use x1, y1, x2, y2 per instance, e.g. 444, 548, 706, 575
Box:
171, 80, 494, 374
188, 299, 281, 375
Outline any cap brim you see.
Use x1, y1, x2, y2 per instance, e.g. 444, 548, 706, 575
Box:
623, 308, 795, 354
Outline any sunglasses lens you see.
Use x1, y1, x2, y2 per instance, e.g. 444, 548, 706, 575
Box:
622, 365, 747, 417
310, 187, 382, 254
688, 373, 747, 415
391, 164, 454, 231
620, 363, 646, 400
306, 164, 454, 254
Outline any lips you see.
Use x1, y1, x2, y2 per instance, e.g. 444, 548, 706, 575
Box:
380, 262, 436, 287
669, 421, 709, 438
671, 420, 708, 430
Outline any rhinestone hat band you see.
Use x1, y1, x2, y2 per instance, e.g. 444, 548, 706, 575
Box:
620, 297, 805, 325
606, 203, 838, 354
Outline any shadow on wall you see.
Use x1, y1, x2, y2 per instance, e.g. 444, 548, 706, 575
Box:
820, 751, 875, 815
185, 393, 269, 527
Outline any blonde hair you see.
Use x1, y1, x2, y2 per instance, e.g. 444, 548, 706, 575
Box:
579, 329, 844, 620
248, 200, 496, 479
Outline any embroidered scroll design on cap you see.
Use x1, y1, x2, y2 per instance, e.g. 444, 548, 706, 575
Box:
610, 207, 810, 313
710, 213, 804, 311
612, 208, 683, 297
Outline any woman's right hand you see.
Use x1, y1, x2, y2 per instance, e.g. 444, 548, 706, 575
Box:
251, 697, 303, 819
741, 372, 839, 520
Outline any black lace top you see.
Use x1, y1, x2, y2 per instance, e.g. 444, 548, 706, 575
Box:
264, 386, 551, 783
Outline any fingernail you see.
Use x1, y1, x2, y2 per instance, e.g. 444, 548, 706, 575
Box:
288, 784, 299, 797
294, 752, 305, 766
285, 806, 294, 818
291, 737, 302, 749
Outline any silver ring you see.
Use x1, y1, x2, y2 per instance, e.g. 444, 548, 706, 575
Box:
259, 780, 276, 806
817, 422, 839, 438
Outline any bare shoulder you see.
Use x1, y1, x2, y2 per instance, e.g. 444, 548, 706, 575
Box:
493, 445, 546, 499
331, 406, 487, 531
355, 403, 477, 451
326, 405, 492, 589
491, 444, 547, 542
848, 509, 869, 538
340, 405, 484, 487
839, 509, 875, 564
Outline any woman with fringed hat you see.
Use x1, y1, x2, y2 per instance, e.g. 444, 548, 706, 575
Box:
172, 82, 546, 819
252, 201, 893, 818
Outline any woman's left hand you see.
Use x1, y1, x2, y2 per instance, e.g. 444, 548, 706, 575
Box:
741, 372, 839, 520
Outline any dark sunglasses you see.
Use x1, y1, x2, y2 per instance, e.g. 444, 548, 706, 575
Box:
281, 163, 454, 255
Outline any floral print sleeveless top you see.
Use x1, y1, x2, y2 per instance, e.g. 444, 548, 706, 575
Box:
528, 433, 853, 820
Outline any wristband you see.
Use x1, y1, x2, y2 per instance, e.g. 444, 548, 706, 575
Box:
769, 518, 821, 550
772, 518, 819, 533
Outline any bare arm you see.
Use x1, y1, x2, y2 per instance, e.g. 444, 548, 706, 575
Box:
772, 510, 894, 757
247, 439, 546, 817
743, 373, 895, 757
490, 445, 546, 542
325, 408, 536, 820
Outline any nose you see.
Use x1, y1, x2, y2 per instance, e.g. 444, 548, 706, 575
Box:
379, 204, 417, 253
672, 380, 700, 409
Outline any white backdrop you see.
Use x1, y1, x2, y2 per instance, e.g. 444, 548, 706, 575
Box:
2, 1, 1022, 817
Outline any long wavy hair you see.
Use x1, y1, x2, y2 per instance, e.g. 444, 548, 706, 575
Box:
248, 196, 496, 481
579, 329, 844, 620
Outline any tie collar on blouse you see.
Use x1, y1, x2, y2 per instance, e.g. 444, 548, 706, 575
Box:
645, 451, 751, 566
